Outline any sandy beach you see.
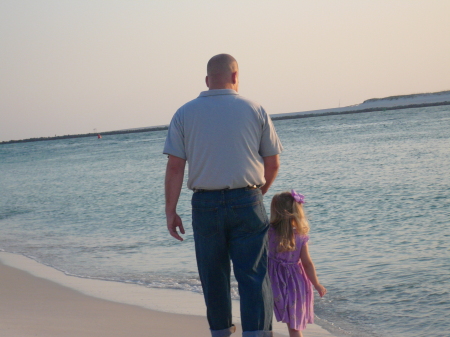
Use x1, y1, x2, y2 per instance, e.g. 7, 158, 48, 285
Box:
0, 253, 332, 337
0, 261, 211, 337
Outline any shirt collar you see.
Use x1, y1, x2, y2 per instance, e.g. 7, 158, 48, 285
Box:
199, 89, 239, 97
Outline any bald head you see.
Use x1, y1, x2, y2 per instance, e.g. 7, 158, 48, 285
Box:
207, 54, 238, 77
205, 54, 239, 91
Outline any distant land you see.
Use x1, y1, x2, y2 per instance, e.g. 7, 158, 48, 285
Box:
2, 90, 449, 145
272, 89, 450, 121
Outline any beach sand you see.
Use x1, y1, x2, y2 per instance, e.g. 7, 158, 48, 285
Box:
0, 253, 332, 337
0, 261, 212, 337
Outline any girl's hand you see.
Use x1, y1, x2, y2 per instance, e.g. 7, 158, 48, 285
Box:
315, 284, 327, 297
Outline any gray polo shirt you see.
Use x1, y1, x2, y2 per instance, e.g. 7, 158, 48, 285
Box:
163, 89, 283, 190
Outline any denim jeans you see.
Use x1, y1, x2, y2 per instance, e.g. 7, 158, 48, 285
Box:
191, 187, 273, 337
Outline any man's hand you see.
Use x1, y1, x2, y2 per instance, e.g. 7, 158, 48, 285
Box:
164, 155, 187, 241
166, 211, 185, 241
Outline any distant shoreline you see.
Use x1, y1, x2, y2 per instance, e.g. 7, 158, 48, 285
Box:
271, 100, 450, 121
0, 125, 169, 145
1, 100, 449, 145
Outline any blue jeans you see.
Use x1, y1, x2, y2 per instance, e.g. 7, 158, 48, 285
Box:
192, 187, 273, 337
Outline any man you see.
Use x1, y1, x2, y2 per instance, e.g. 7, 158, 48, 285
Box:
163, 54, 282, 337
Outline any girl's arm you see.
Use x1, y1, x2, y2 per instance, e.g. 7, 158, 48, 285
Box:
300, 243, 327, 297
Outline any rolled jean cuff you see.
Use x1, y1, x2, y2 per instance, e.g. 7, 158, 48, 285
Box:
242, 331, 273, 337
211, 325, 236, 337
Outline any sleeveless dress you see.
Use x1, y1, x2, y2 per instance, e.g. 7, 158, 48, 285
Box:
268, 227, 314, 330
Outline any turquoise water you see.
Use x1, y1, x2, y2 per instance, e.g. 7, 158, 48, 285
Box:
1, 106, 449, 337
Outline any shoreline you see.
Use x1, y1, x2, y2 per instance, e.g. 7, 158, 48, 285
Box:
0, 258, 211, 337
1, 99, 449, 145
271, 100, 450, 121
0, 252, 333, 337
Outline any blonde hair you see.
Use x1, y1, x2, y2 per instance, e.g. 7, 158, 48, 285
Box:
270, 191, 310, 252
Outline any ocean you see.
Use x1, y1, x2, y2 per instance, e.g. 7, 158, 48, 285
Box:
0, 106, 449, 337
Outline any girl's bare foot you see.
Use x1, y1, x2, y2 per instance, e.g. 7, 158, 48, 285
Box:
287, 324, 303, 337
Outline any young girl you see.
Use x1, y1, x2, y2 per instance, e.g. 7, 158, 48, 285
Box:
268, 190, 327, 337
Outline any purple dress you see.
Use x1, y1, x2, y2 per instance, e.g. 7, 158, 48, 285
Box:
268, 227, 314, 330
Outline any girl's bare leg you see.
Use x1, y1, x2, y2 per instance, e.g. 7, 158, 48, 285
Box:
287, 324, 303, 337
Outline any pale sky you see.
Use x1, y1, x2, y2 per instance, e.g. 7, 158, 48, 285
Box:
1, 0, 449, 142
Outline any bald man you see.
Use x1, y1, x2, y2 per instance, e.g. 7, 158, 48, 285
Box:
163, 54, 283, 337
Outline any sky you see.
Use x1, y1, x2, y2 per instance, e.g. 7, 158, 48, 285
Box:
1, 0, 449, 142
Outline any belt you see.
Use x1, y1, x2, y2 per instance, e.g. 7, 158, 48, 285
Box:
193, 184, 262, 193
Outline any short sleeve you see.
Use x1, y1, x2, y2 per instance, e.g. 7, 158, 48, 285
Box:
163, 110, 187, 159
298, 235, 309, 245
259, 108, 283, 157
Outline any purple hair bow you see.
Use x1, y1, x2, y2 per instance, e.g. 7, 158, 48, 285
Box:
291, 190, 305, 204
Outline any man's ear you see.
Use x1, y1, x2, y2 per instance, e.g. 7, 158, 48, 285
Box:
205, 75, 209, 88
231, 71, 238, 84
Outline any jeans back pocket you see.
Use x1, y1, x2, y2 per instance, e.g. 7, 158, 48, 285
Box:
230, 200, 269, 233
192, 207, 219, 238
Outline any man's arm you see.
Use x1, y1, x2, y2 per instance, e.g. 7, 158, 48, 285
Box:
165, 155, 187, 241
260, 154, 280, 195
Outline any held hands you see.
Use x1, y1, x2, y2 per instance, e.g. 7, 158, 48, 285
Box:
166, 212, 185, 241
314, 283, 327, 297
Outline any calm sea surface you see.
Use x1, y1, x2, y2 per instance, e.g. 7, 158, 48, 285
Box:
1, 106, 449, 337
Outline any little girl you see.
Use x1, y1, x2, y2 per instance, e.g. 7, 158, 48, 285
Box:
268, 190, 327, 337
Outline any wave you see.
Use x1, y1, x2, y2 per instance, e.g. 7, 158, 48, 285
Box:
0, 207, 32, 220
